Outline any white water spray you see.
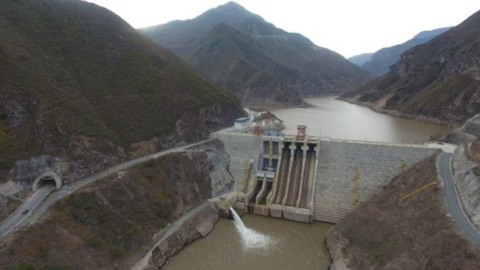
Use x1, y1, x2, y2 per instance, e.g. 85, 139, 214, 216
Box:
230, 207, 273, 251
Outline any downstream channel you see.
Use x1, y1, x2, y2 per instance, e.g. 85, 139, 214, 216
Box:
267, 96, 450, 143
163, 215, 332, 270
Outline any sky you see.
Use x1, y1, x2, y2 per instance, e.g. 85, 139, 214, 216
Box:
84, 0, 480, 58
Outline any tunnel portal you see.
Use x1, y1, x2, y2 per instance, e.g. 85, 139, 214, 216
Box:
32, 172, 62, 191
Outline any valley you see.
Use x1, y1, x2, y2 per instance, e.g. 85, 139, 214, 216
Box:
1, 0, 480, 270
139, 2, 373, 106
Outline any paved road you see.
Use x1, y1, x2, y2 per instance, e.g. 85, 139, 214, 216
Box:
1, 139, 215, 240
0, 185, 53, 238
437, 153, 480, 246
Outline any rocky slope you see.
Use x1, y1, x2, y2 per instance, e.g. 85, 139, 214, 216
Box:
440, 114, 480, 231
148, 201, 219, 269
0, 142, 233, 270
341, 10, 480, 125
361, 27, 452, 76
139, 2, 373, 106
0, 0, 244, 190
327, 156, 480, 270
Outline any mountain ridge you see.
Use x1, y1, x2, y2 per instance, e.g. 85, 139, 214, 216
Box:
340, 10, 480, 125
360, 27, 452, 76
0, 0, 243, 185
348, 53, 374, 66
139, 1, 373, 106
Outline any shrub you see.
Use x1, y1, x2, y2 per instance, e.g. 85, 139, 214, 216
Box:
11, 262, 34, 270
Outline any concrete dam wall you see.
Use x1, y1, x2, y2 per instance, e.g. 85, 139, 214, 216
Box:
314, 140, 437, 223
211, 133, 262, 191
211, 132, 439, 223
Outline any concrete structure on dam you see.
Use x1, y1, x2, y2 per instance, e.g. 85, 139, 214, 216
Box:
211, 127, 439, 223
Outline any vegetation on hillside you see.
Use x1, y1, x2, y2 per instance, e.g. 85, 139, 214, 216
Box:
341, 10, 480, 125
329, 156, 480, 269
140, 2, 373, 105
0, 0, 243, 180
0, 152, 214, 270
360, 27, 451, 76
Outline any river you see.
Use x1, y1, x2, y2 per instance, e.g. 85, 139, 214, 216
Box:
163, 96, 449, 270
163, 215, 332, 270
267, 96, 450, 143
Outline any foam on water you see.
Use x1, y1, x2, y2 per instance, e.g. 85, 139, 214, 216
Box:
230, 207, 274, 251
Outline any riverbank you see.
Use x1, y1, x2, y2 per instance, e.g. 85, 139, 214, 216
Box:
338, 96, 457, 128
133, 201, 219, 270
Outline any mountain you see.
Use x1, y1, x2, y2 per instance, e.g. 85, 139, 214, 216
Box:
361, 27, 452, 76
327, 156, 480, 269
139, 2, 373, 106
0, 0, 243, 185
348, 53, 373, 66
340, 10, 480, 125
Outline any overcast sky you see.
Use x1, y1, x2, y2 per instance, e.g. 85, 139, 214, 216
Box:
85, 0, 480, 58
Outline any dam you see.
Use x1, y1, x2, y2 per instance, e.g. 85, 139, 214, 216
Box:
245, 125, 319, 222
212, 125, 440, 223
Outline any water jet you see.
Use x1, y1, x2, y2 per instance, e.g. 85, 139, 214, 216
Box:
230, 207, 273, 251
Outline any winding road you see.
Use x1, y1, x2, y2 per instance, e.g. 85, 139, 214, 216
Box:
0, 185, 53, 238
437, 152, 480, 246
0, 139, 215, 240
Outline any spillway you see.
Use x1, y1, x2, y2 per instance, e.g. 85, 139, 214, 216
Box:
273, 148, 291, 204
285, 149, 303, 206
243, 125, 319, 223
298, 151, 316, 208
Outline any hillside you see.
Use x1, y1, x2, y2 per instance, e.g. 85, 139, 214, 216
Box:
348, 53, 373, 67
327, 156, 480, 269
0, 0, 243, 187
0, 147, 230, 270
361, 27, 452, 76
139, 2, 373, 106
341, 10, 480, 125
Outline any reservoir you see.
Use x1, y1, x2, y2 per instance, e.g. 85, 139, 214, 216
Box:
163, 215, 332, 270
267, 96, 450, 143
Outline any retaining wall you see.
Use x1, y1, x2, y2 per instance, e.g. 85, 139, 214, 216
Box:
211, 133, 262, 191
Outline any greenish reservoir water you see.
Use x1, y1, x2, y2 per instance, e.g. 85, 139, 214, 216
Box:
163, 215, 332, 270
267, 96, 450, 143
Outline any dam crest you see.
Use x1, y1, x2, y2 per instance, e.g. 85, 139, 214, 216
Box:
211, 125, 441, 223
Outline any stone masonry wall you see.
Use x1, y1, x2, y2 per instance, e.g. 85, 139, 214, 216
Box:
210, 133, 262, 191
209, 133, 438, 223
314, 140, 438, 223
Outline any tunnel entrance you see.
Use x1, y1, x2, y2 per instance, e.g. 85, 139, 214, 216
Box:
32, 172, 62, 191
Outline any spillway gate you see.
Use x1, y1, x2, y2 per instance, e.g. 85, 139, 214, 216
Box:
245, 130, 319, 223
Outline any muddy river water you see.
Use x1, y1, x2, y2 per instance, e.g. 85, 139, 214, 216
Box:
163, 97, 450, 269
267, 96, 450, 143
163, 215, 332, 270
